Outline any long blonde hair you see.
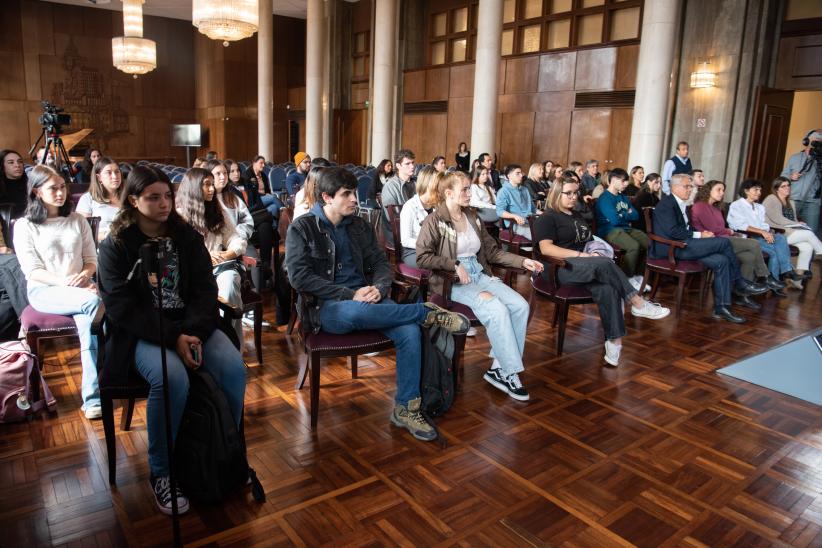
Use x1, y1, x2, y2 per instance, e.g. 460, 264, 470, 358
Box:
545, 176, 579, 212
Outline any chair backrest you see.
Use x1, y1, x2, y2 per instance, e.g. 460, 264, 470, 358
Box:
356, 176, 372, 206
643, 206, 654, 234
172, 173, 184, 183
268, 167, 286, 192
0, 203, 12, 247
384, 204, 401, 261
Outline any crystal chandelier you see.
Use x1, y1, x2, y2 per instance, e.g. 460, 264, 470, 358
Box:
192, 0, 259, 47
112, 0, 157, 77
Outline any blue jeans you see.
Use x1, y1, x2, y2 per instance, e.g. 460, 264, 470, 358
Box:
28, 285, 101, 410
259, 194, 283, 223
794, 199, 820, 238
319, 298, 427, 405
135, 329, 246, 477
755, 233, 793, 278
672, 237, 740, 309
450, 257, 529, 376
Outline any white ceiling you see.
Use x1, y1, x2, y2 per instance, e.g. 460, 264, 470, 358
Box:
39, 0, 309, 21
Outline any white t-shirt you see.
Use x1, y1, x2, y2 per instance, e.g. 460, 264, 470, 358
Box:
13, 212, 97, 289
75, 192, 119, 238
293, 187, 309, 219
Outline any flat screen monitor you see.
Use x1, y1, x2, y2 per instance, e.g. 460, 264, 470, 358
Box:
171, 124, 202, 147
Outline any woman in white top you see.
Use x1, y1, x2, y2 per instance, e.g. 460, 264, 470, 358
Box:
13, 165, 102, 418
75, 156, 122, 241
763, 176, 822, 278
293, 166, 323, 220
727, 179, 803, 289
416, 171, 543, 401
399, 166, 438, 267
176, 168, 248, 342
469, 166, 498, 222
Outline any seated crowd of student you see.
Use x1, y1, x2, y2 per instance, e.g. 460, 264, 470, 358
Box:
1, 141, 819, 518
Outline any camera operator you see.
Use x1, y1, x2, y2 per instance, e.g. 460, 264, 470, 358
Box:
782, 129, 821, 235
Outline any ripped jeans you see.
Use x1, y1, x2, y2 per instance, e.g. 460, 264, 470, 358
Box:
449, 256, 529, 376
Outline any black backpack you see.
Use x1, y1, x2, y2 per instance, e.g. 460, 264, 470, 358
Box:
419, 324, 457, 417
174, 369, 265, 504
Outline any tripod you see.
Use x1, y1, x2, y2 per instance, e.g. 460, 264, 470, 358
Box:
28, 126, 74, 182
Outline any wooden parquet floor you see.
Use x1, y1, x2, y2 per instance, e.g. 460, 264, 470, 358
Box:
2, 274, 821, 547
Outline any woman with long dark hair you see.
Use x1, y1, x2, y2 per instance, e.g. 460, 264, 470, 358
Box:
13, 165, 101, 417
97, 165, 245, 515
455, 142, 470, 173
632, 173, 662, 232
176, 168, 247, 341
367, 158, 394, 203
624, 165, 645, 198
0, 149, 29, 218
469, 165, 498, 222
76, 147, 102, 184
75, 156, 122, 241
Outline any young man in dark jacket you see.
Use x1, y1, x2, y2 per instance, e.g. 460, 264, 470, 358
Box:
285, 167, 469, 441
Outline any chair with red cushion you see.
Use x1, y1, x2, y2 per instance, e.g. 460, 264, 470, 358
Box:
385, 204, 431, 301
640, 207, 707, 317
498, 215, 534, 257
526, 223, 595, 356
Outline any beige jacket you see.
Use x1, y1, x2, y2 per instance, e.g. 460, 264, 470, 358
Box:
415, 206, 525, 296
762, 194, 799, 235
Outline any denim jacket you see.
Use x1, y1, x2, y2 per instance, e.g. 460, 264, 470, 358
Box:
284, 208, 393, 332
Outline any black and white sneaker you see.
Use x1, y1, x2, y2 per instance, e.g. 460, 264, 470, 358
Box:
483, 368, 530, 401
150, 475, 189, 516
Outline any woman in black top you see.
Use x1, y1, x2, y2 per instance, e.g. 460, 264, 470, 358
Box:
97, 165, 245, 516
76, 148, 102, 184
455, 142, 470, 173
624, 165, 644, 198
631, 173, 662, 232
534, 176, 670, 367
0, 149, 29, 218
367, 158, 394, 204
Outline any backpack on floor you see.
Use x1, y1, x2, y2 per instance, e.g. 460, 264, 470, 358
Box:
174, 368, 265, 504
419, 324, 457, 417
0, 341, 56, 423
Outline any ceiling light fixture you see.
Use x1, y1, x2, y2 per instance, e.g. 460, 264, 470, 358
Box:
192, 0, 259, 47
112, 0, 157, 77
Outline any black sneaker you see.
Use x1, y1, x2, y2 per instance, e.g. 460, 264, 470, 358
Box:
483, 368, 529, 401
150, 475, 189, 516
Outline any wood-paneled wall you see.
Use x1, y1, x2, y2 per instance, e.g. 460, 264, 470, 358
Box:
0, 0, 196, 164
400, 45, 638, 170
195, 15, 306, 163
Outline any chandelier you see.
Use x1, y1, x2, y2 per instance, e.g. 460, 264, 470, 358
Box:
112, 0, 157, 77
192, 0, 259, 47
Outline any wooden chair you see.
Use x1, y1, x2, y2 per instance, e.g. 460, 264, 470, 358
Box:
640, 207, 707, 317
498, 215, 534, 257
11, 217, 102, 368
526, 223, 595, 356
385, 204, 430, 301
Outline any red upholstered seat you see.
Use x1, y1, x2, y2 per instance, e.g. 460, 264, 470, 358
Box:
20, 306, 76, 331
397, 263, 430, 281
304, 330, 394, 353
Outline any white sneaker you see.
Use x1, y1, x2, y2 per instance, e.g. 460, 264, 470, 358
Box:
628, 275, 643, 292
604, 340, 621, 367
83, 405, 102, 420
466, 327, 477, 337
242, 312, 271, 328
631, 300, 671, 320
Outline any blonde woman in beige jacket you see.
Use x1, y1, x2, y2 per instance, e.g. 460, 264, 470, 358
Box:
763, 177, 822, 278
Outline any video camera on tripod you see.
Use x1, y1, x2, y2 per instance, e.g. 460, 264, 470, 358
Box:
28, 100, 75, 181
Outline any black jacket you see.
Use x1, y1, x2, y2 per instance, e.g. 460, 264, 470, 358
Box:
455, 152, 470, 173
650, 193, 694, 258
97, 222, 218, 386
243, 170, 270, 210
285, 210, 393, 333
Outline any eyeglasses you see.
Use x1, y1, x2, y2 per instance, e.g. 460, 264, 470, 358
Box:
561, 191, 579, 197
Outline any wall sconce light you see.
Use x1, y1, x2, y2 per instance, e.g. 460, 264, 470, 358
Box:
690, 61, 716, 88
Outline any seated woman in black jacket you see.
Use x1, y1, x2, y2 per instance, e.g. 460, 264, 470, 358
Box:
97, 165, 245, 517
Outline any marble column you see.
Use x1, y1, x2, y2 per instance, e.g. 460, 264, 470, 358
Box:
370, 0, 398, 165
257, 0, 274, 160
306, 0, 324, 157
627, 0, 681, 172
469, 0, 504, 166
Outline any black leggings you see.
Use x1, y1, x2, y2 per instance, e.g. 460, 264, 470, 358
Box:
556, 256, 636, 340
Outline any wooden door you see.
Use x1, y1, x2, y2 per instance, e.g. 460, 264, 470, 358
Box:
334, 110, 366, 165
744, 87, 794, 187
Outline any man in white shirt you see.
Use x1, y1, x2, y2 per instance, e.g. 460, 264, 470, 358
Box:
662, 142, 693, 194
